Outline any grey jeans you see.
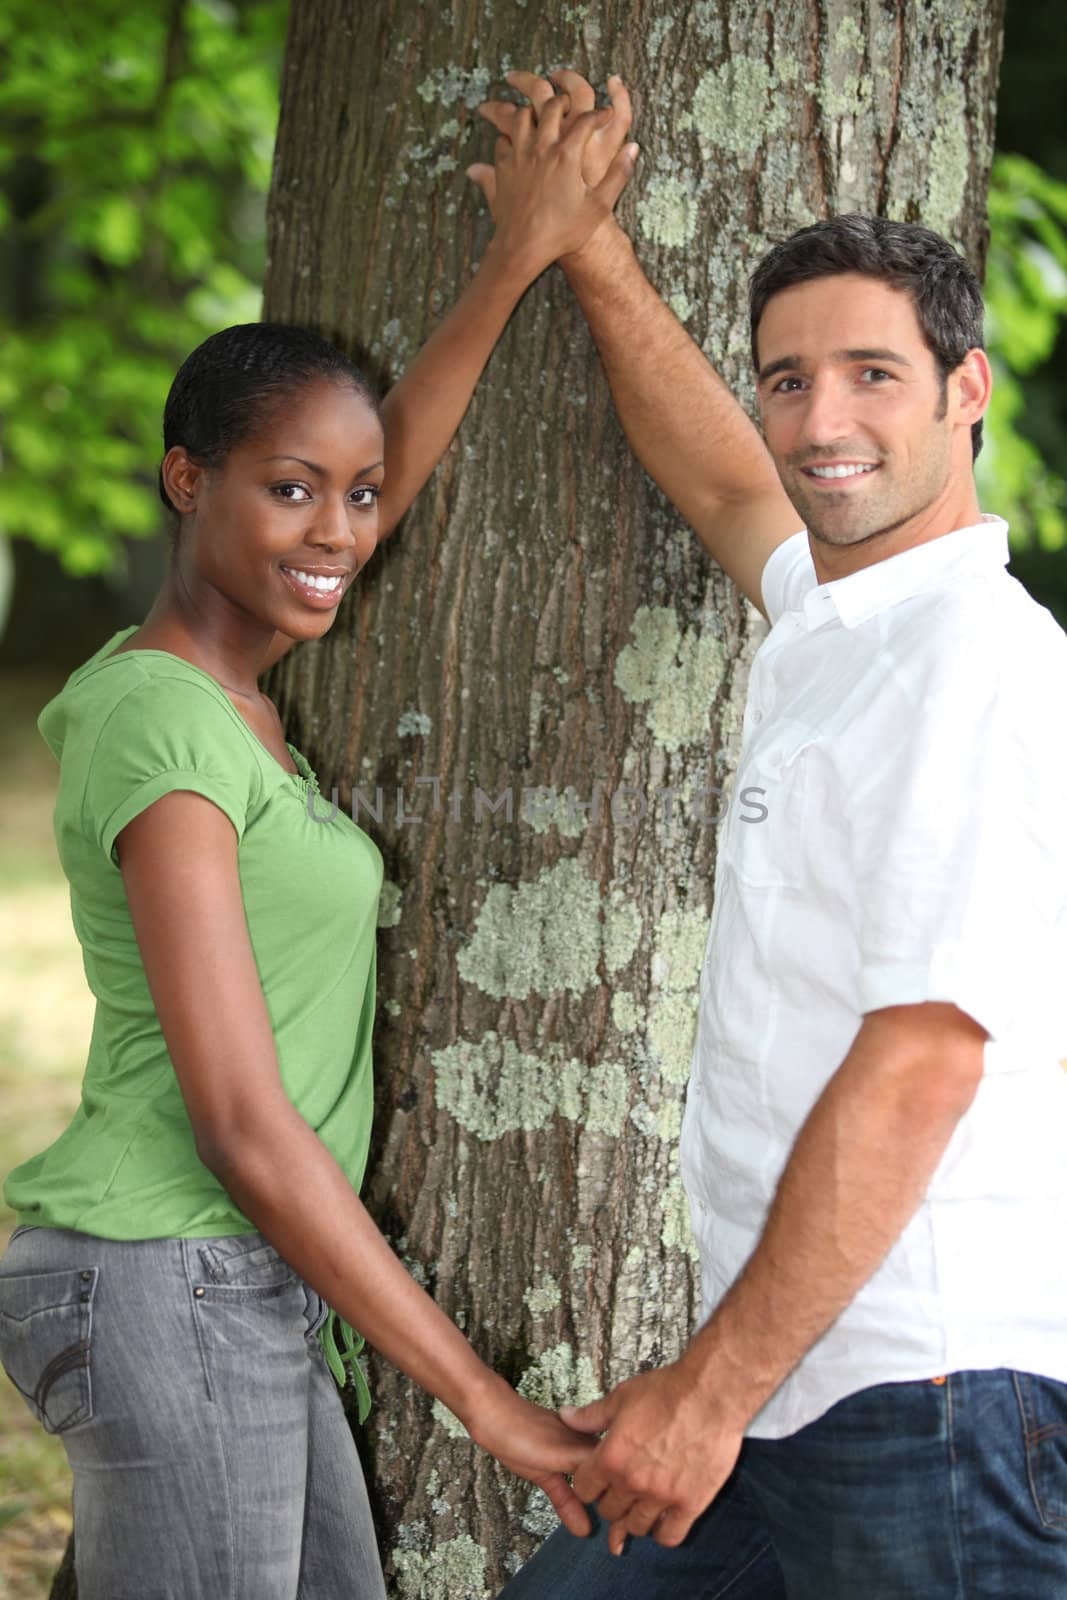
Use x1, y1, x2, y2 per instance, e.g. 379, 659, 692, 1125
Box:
0, 1223, 386, 1600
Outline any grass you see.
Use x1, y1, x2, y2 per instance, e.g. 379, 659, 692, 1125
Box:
0, 668, 92, 1600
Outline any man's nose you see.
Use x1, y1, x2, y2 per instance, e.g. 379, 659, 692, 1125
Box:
800, 376, 854, 447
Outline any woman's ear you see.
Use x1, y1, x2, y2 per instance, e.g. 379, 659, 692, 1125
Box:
160, 446, 206, 515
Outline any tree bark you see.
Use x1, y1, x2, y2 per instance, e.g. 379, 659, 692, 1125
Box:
253, 2, 1004, 1595
48, 4, 1003, 1598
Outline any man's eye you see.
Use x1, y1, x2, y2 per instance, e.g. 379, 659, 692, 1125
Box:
774, 376, 805, 394
862, 369, 892, 383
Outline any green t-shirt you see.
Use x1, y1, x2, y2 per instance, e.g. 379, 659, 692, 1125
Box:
5, 625, 383, 1407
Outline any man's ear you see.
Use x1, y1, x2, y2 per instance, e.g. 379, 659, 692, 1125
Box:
160, 446, 207, 515
951, 347, 992, 432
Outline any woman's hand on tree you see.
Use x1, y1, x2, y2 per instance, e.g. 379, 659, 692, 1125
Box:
467, 70, 637, 275
465, 1375, 597, 1537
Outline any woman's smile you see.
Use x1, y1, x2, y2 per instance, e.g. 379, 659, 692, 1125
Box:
279, 562, 354, 608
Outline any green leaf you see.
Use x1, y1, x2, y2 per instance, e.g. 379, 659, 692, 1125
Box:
82, 194, 144, 266
0, 0, 287, 571
984, 153, 1067, 550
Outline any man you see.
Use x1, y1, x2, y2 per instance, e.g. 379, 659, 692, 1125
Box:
470, 73, 1067, 1597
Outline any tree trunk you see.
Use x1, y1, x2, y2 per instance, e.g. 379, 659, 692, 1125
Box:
253, 2, 1004, 1594
48, 3, 1005, 1597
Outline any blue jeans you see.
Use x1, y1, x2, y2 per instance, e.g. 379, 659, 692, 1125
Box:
499, 1369, 1067, 1598
0, 1224, 385, 1600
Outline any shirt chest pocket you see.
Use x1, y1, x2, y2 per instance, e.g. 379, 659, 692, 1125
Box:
720, 720, 817, 892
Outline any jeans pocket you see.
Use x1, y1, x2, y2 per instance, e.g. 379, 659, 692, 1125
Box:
1013, 1372, 1067, 1530
0, 1265, 98, 1434
195, 1233, 299, 1295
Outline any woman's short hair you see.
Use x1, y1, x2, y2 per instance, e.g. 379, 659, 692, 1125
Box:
158, 322, 380, 515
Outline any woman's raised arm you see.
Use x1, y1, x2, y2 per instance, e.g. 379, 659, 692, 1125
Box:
258, 88, 637, 674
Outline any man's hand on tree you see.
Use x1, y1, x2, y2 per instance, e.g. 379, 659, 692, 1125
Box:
467, 70, 636, 274
559, 1360, 746, 1556
484, 69, 634, 190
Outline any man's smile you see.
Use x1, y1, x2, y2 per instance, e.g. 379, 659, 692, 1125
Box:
799, 461, 881, 483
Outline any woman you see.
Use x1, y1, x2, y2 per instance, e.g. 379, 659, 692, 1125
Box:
0, 92, 635, 1598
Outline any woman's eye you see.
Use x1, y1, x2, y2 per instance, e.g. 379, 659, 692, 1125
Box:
272, 483, 311, 501
350, 486, 381, 509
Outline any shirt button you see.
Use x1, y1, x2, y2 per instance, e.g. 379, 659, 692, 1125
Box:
194, 1287, 205, 1299
752, 709, 764, 725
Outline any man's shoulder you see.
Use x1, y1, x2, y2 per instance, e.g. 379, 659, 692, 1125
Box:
760, 529, 811, 623
906, 565, 1067, 660
881, 568, 1067, 741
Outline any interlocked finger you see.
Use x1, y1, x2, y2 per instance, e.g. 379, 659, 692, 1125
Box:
505, 69, 557, 119
548, 68, 596, 114
560, 105, 615, 160
535, 93, 569, 145
652, 1504, 696, 1548
623, 1497, 667, 1539
593, 1483, 638, 1526
604, 73, 634, 135
594, 142, 638, 211
509, 103, 537, 150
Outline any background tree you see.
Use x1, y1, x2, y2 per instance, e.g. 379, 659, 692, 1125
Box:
1, 0, 1061, 653
980, 152, 1067, 622
0, 0, 286, 590
253, 4, 1005, 1595
991, 0, 1067, 621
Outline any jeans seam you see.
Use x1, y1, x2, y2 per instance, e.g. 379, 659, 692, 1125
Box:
180, 1240, 237, 1598
943, 1375, 967, 1598
207, 1364, 238, 1600
180, 1239, 216, 1404
1013, 1373, 1042, 1522
294, 1372, 316, 1600
1012, 1370, 1067, 1530
705, 1540, 777, 1599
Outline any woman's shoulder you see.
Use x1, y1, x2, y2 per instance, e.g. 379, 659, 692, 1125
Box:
39, 634, 251, 775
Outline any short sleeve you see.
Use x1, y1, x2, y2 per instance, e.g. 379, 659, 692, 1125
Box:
760, 531, 812, 625
848, 619, 1067, 1049
83, 676, 259, 869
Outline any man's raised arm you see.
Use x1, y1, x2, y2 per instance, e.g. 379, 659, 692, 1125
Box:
474, 72, 799, 619
562, 217, 798, 617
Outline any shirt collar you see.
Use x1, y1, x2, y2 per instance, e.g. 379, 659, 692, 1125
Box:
800, 515, 1010, 631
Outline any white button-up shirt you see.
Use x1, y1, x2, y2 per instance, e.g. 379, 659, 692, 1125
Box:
679, 515, 1067, 1438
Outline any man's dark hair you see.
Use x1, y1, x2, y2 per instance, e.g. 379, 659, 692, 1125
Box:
158, 322, 381, 529
749, 215, 986, 460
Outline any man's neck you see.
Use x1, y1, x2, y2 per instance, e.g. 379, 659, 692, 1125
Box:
808, 486, 984, 585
